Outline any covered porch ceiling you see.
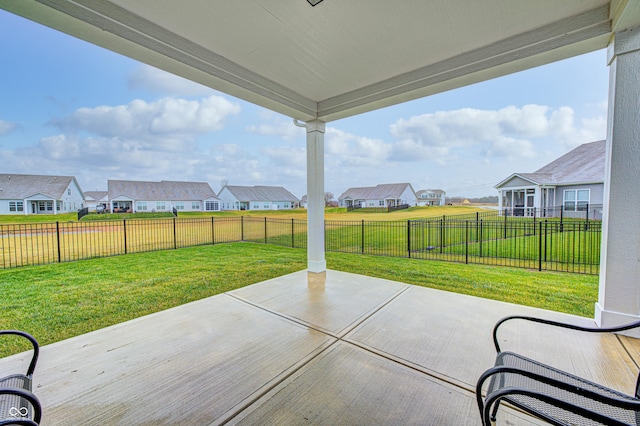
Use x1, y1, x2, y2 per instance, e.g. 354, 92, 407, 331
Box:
2, 1, 639, 123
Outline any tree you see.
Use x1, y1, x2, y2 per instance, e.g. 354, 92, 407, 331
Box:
324, 192, 334, 206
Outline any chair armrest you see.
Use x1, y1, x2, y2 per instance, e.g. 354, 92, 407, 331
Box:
476, 365, 640, 426
0, 387, 42, 425
0, 331, 39, 377
491, 316, 640, 353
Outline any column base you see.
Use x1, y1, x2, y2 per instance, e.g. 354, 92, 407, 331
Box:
307, 260, 326, 274
595, 302, 640, 337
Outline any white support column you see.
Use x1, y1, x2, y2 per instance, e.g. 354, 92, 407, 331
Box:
305, 120, 326, 273
595, 26, 640, 329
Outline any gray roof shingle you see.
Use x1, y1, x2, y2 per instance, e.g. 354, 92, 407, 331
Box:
108, 180, 218, 201
84, 191, 108, 201
0, 173, 80, 199
339, 183, 414, 200
532, 140, 605, 184
497, 140, 605, 187
221, 185, 298, 202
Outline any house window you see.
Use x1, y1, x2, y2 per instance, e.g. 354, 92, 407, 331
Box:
192, 202, 200, 210
379, 200, 384, 206
563, 189, 590, 211
137, 202, 148, 211
253, 203, 259, 209
156, 202, 165, 211
67, 189, 71, 195
37, 201, 53, 212
56, 201, 62, 211
175, 202, 184, 210
205, 201, 218, 211
9, 201, 23, 212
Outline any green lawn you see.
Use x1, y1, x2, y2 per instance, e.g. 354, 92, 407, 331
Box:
0, 242, 598, 357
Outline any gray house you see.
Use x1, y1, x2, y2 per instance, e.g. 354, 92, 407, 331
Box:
0, 173, 85, 215
84, 190, 109, 212
218, 185, 299, 211
108, 180, 220, 213
338, 183, 417, 208
495, 140, 605, 218
416, 189, 446, 206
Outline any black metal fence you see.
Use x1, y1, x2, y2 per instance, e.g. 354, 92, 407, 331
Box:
0, 215, 601, 274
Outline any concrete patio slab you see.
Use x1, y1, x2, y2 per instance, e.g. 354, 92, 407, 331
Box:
1, 269, 637, 425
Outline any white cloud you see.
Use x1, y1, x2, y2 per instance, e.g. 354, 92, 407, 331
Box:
325, 128, 391, 167
0, 119, 19, 137
128, 65, 216, 97
51, 96, 241, 148
388, 104, 606, 162
246, 114, 305, 141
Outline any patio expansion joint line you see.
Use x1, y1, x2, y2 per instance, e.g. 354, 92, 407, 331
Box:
216, 286, 414, 424
342, 337, 477, 397
223, 292, 341, 339
225, 285, 412, 341
216, 337, 339, 426
617, 334, 640, 371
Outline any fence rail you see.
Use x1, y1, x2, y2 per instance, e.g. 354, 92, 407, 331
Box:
0, 215, 601, 274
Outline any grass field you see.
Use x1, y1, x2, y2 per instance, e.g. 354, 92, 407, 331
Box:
0, 242, 598, 357
0, 205, 488, 224
0, 206, 600, 274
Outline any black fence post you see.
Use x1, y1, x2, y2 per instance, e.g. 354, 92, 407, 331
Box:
56, 221, 61, 263
211, 217, 215, 245
361, 220, 365, 254
479, 220, 483, 258
504, 212, 508, 239
407, 220, 411, 258
264, 217, 268, 244
291, 218, 295, 248
585, 204, 590, 230
440, 218, 444, 254
465, 220, 469, 264
241, 216, 244, 241
538, 220, 543, 271
173, 217, 177, 249
123, 219, 128, 255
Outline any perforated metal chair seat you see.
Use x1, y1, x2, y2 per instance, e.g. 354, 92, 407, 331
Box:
486, 351, 640, 425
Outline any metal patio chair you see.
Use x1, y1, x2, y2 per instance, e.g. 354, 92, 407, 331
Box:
0, 330, 41, 425
476, 316, 640, 425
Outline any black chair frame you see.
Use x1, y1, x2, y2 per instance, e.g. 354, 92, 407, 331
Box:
476, 316, 640, 425
0, 330, 41, 425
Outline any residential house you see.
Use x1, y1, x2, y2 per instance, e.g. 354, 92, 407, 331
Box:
416, 189, 446, 206
0, 173, 84, 215
218, 185, 298, 211
108, 180, 220, 213
84, 190, 109, 212
495, 140, 605, 218
338, 183, 417, 208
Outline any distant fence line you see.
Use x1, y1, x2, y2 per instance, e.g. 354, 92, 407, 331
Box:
346, 204, 410, 213
0, 214, 601, 274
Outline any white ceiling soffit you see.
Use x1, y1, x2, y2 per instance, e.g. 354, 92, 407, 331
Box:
1, 1, 638, 122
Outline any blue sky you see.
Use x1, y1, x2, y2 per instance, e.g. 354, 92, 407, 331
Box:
0, 10, 609, 199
